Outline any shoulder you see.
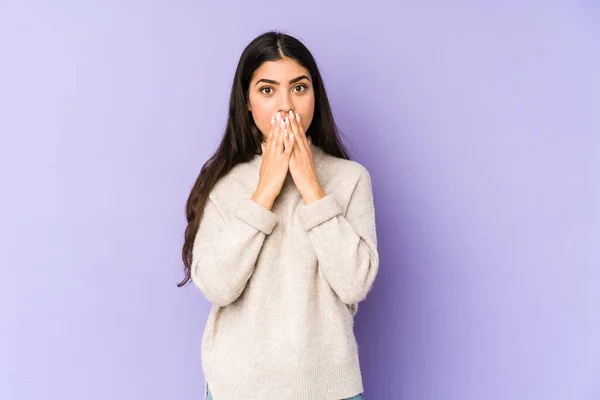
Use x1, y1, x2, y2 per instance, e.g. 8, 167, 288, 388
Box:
207, 159, 258, 212
316, 151, 375, 217
317, 151, 372, 191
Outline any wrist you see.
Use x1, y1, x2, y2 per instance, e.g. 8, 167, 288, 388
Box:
251, 189, 276, 210
302, 186, 326, 205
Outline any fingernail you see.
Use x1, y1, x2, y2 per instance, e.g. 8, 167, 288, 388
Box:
289, 111, 295, 120
270, 117, 275, 125
295, 113, 300, 121
276, 113, 282, 121
280, 120, 285, 128
285, 118, 289, 126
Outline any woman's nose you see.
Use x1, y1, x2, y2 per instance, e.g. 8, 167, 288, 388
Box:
278, 93, 294, 114
277, 108, 294, 118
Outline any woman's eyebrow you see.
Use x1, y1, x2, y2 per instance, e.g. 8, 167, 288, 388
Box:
254, 75, 310, 86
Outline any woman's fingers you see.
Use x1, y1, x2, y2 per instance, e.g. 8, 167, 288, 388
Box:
265, 111, 300, 157
275, 118, 285, 153
266, 115, 276, 149
268, 113, 281, 155
283, 124, 294, 155
267, 113, 279, 147
287, 111, 307, 152
284, 115, 296, 147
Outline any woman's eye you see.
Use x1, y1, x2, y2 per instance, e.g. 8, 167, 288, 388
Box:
260, 85, 306, 95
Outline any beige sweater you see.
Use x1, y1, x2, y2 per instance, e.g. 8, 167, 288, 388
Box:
191, 137, 379, 400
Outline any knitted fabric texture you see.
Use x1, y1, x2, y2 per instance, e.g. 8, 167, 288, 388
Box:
191, 137, 379, 400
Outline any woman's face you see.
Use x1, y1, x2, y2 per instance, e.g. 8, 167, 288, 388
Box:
247, 57, 315, 142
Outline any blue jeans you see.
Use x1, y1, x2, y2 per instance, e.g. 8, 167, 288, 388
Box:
205, 386, 363, 400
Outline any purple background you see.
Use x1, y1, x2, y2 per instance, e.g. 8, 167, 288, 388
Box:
2, 1, 599, 399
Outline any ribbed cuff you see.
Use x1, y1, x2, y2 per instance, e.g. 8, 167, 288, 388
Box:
297, 194, 343, 232
234, 198, 279, 234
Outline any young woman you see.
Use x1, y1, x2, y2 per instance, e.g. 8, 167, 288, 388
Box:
179, 31, 379, 400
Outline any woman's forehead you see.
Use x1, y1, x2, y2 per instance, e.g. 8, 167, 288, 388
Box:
252, 58, 310, 82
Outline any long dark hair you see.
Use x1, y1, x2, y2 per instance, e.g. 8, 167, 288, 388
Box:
178, 30, 352, 287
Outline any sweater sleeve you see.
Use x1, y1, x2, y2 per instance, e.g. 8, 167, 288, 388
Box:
296, 167, 379, 306
191, 196, 279, 306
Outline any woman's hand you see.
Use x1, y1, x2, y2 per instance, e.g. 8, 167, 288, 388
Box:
285, 110, 326, 204
251, 112, 295, 210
